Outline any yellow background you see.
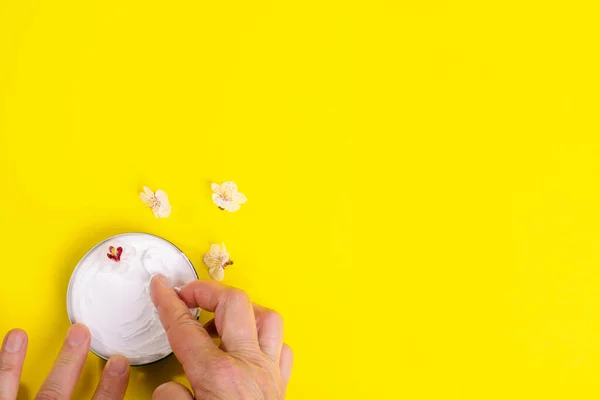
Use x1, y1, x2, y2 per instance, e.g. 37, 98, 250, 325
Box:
1, 0, 600, 398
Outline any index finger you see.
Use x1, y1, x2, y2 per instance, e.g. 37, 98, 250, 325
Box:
0, 329, 28, 400
91, 355, 130, 400
175, 280, 259, 353
150, 275, 218, 377
36, 324, 90, 400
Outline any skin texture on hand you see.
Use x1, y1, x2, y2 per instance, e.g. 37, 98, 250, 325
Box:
150, 275, 293, 400
0, 325, 130, 400
0, 279, 291, 400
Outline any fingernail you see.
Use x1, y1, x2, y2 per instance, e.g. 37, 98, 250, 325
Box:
67, 325, 88, 347
174, 286, 181, 293
3, 330, 25, 353
154, 274, 169, 287
107, 356, 129, 377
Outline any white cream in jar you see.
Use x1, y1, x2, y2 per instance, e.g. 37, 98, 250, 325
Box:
67, 233, 198, 365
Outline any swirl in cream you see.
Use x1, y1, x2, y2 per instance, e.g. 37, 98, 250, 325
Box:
67, 233, 198, 365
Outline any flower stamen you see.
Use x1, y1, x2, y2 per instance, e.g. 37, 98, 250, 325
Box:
107, 246, 123, 262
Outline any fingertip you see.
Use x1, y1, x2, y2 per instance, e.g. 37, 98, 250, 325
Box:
93, 355, 131, 399
71, 323, 90, 333
150, 274, 169, 305
2, 329, 28, 354
281, 343, 294, 361
110, 354, 129, 362
150, 274, 160, 302
6, 328, 27, 337
152, 273, 169, 287
4, 329, 27, 341
67, 324, 91, 347
106, 355, 129, 377
280, 343, 294, 385
152, 381, 194, 400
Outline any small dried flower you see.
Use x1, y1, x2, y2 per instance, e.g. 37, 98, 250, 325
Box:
107, 246, 123, 262
99, 243, 135, 273
203, 243, 233, 281
104, 243, 135, 264
211, 182, 247, 212
140, 186, 172, 218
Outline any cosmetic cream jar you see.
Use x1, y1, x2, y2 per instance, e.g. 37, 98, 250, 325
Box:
67, 233, 198, 366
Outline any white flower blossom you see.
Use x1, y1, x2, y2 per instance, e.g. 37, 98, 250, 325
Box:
211, 181, 247, 212
140, 186, 172, 218
203, 243, 233, 281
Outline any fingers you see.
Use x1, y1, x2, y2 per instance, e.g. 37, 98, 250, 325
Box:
91, 355, 130, 400
279, 344, 294, 392
150, 275, 218, 383
0, 329, 28, 400
152, 381, 194, 400
176, 280, 258, 353
254, 305, 284, 363
35, 324, 90, 400
201, 306, 284, 362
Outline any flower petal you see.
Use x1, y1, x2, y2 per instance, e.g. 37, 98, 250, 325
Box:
211, 183, 221, 193
204, 253, 222, 269
208, 266, 225, 281
212, 193, 227, 208
143, 186, 154, 196
233, 192, 247, 204
210, 244, 222, 255
203, 252, 215, 266
155, 189, 169, 203
221, 181, 238, 194
224, 202, 241, 212
140, 192, 153, 204
154, 205, 171, 218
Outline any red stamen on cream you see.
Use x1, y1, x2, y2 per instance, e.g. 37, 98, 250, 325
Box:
107, 246, 123, 262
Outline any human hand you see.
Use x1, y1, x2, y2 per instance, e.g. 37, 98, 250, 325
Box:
0, 324, 130, 400
150, 275, 293, 400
